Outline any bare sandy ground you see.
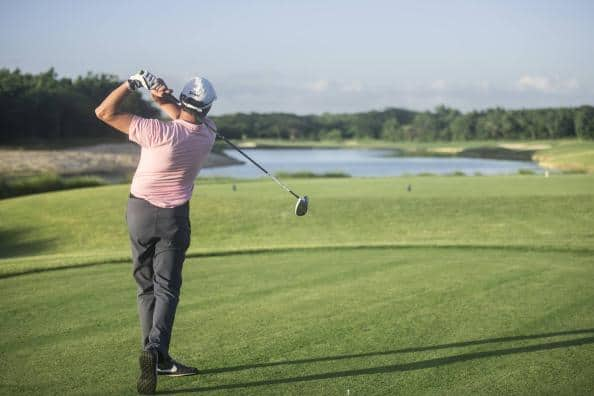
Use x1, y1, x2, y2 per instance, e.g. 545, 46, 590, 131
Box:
498, 143, 552, 150
0, 143, 242, 180
428, 147, 464, 154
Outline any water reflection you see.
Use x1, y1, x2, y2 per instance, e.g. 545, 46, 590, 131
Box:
200, 148, 543, 178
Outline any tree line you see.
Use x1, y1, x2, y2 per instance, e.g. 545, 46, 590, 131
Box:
214, 104, 594, 141
0, 68, 159, 143
1, 68, 593, 143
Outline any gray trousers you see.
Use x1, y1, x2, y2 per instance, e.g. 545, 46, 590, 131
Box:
126, 195, 191, 360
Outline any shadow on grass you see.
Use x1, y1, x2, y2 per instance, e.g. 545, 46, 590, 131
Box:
459, 147, 535, 161
0, 228, 55, 259
161, 329, 594, 394
4, 243, 594, 279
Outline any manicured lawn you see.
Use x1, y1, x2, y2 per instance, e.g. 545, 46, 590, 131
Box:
1, 248, 593, 395
1, 175, 593, 277
533, 140, 594, 173
1, 176, 593, 394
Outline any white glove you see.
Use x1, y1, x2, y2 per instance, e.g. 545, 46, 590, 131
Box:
127, 70, 161, 91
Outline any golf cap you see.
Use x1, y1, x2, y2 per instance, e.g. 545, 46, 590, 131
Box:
180, 77, 217, 111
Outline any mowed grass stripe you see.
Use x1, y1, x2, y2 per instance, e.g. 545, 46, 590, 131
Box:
1, 175, 593, 277
2, 243, 594, 279
1, 248, 593, 395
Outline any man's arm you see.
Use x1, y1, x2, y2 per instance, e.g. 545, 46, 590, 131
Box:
95, 82, 134, 133
151, 85, 181, 120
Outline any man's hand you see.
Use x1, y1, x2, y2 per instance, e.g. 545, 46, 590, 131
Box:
150, 81, 181, 120
150, 80, 173, 100
128, 70, 161, 91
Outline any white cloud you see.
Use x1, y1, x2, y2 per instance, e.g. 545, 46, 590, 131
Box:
430, 79, 447, 90
203, 71, 593, 115
474, 80, 491, 91
306, 79, 330, 93
516, 75, 578, 93
341, 80, 363, 93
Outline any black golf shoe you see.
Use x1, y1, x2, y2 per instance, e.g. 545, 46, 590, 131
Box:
137, 349, 158, 394
157, 358, 199, 377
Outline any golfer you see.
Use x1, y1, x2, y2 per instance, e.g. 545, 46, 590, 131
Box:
95, 70, 217, 394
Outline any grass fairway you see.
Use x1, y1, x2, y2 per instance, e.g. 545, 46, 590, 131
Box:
533, 140, 594, 173
1, 175, 594, 394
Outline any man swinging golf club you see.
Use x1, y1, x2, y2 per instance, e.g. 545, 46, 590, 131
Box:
95, 70, 217, 394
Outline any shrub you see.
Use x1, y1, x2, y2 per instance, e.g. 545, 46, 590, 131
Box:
274, 171, 350, 178
448, 171, 466, 176
0, 173, 105, 199
517, 169, 536, 175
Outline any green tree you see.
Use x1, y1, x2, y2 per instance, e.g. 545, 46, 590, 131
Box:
449, 113, 477, 141
380, 118, 400, 141
554, 109, 576, 138
412, 112, 440, 141
574, 106, 594, 139
319, 128, 343, 141
0, 68, 159, 143
434, 105, 460, 139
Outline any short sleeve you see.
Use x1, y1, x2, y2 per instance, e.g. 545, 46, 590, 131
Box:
128, 116, 168, 148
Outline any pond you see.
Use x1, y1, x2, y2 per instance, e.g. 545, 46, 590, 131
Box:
200, 148, 544, 178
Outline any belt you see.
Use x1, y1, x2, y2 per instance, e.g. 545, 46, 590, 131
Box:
129, 193, 189, 209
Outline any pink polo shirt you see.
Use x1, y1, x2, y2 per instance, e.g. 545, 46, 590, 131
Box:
128, 116, 216, 208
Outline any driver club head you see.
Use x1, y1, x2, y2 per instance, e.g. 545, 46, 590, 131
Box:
295, 195, 309, 216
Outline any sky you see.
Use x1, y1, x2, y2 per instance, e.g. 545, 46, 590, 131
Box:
1, 0, 593, 115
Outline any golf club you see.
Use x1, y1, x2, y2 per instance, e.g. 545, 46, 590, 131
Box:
164, 93, 308, 216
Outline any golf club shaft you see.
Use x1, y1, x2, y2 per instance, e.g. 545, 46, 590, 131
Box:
164, 93, 300, 199
216, 135, 300, 199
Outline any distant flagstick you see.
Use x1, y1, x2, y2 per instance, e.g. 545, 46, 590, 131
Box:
163, 93, 309, 216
